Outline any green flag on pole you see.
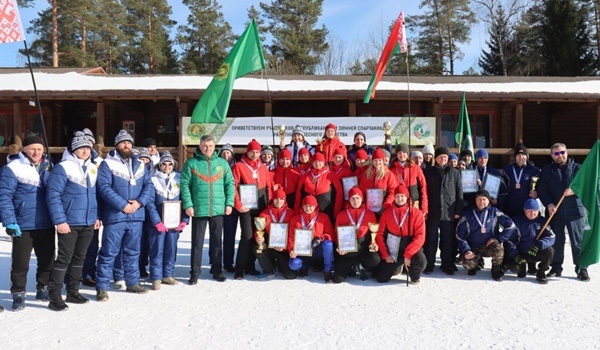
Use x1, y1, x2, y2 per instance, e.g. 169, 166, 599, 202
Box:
191, 20, 265, 124
455, 92, 473, 155
570, 140, 600, 268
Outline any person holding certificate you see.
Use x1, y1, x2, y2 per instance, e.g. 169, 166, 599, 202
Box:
231, 139, 273, 280
254, 189, 298, 280
294, 152, 343, 224
469, 149, 507, 209
332, 187, 379, 283
455, 190, 517, 281
359, 148, 398, 217
181, 135, 236, 284
374, 185, 426, 284
145, 151, 190, 290
316, 123, 346, 165
272, 149, 302, 211
288, 195, 336, 282
390, 143, 428, 217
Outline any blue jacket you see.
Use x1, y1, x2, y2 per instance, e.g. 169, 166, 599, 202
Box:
537, 158, 584, 218
456, 205, 516, 253
46, 152, 98, 226
97, 150, 154, 224
502, 163, 540, 217
505, 215, 555, 258
146, 169, 190, 226
0, 152, 52, 230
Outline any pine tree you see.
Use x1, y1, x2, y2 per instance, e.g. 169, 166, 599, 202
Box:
177, 0, 234, 74
246, 5, 268, 43
479, 4, 515, 75
260, 0, 329, 74
90, 0, 128, 73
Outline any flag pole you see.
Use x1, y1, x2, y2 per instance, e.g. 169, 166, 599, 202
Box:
405, 18, 411, 288
536, 194, 566, 240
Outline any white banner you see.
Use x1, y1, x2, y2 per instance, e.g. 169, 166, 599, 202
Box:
183, 116, 436, 147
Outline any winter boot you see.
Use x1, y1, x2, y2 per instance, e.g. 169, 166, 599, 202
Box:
188, 274, 199, 285
536, 270, 548, 284
96, 290, 109, 302
491, 266, 503, 281
48, 298, 69, 311
126, 284, 149, 294
36, 287, 49, 301
577, 268, 591, 282
12, 292, 25, 311
324, 271, 333, 283
467, 268, 477, 276
527, 262, 538, 275
517, 263, 527, 278
66, 291, 90, 304
161, 277, 178, 285
151, 280, 161, 290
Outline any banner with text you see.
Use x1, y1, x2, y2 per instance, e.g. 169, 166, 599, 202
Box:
183, 116, 436, 146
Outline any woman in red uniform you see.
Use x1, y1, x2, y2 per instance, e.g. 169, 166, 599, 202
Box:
272, 149, 301, 211
390, 143, 429, 217
359, 148, 398, 217
295, 148, 312, 175
316, 123, 346, 165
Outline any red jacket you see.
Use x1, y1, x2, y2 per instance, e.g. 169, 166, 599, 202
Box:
272, 165, 302, 210
358, 168, 398, 212
375, 204, 425, 260
390, 160, 429, 214
295, 162, 311, 175
255, 204, 295, 251
317, 137, 346, 164
295, 167, 343, 221
232, 155, 273, 211
287, 210, 335, 251
331, 162, 355, 180
335, 204, 377, 240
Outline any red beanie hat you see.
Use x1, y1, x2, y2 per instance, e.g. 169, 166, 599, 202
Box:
333, 148, 345, 156
355, 149, 368, 160
273, 189, 286, 200
299, 148, 310, 156
302, 195, 318, 207
325, 123, 337, 131
279, 149, 292, 159
395, 184, 410, 197
312, 152, 325, 162
372, 148, 385, 160
348, 186, 363, 199
246, 139, 261, 153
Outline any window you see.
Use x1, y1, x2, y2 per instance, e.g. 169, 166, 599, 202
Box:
440, 112, 495, 148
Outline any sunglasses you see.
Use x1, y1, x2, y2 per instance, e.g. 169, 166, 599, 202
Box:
553, 150, 566, 156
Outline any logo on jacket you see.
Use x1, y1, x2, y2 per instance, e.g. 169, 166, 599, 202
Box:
191, 169, 223, 184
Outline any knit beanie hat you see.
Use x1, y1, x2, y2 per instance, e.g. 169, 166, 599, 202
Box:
395, 184, 410, 197
160, 150, 174, 164
23, 135, 44, 147
143, 138, 157, 148
348, 186, 363, 199
476, 149, 489, 159
82, 128, 95, 145
246, 139, 261, 153
435, 147, 450, 158
292, 126, 305, 137
449, 153, 459, 161
261, 147, 274, 157
372, 148, 385, 160
523, 198, 540, 211
219, 143, 234, 156
460, 150, 473, 159
138, 148, 151, 160
325, 123, 337, 131
312, 153, 325, 162
355, 149, 369, 160
411, 151, 423, 159
114, 129, 134, 146
396, 143, 410, 154
514, 143, 529, 158
299, 148, 310, 156
273, 189, 286, 200
71, 131, 91, 151
279, 149, 292, 159
302, 195, 318, 207
475, 189, 491, 201
422, 143, 435, 155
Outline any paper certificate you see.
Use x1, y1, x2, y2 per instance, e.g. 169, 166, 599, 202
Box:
337, 226, 358, 252
386, 234, 401, 262
341, 176, 358, 200
483, 173, 502, 199
239, 184, 259, 209
461, 169, 479, 193
366, 188, 384, 212
269, 223, 289, 249
293, 229, 313, 256
162, 201, 182, 229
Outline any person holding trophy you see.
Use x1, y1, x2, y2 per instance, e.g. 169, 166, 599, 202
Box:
280, 125, 314, 167
253, 189, 298, 280
374, 184, 427, 284
332, 187, 379, 283
316, 123, 346, 165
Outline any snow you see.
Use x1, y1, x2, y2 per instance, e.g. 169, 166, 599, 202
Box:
1, 226, 600, 349
2, 72, 600, 96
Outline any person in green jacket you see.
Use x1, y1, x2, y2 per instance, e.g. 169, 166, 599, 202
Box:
180, 135, 235, 283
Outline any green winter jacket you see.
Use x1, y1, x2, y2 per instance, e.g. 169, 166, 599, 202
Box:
180, 148, 235, 217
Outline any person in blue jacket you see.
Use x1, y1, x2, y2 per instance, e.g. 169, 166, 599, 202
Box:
537, 142, 589, 281
502, 144, 540, 218
145, 151, 189, 290
456, 189, 516, 281
505, 199, 555, 284
46, 132, 101, 311
0, 136, 54, 311
95, 130, 155, 301
465, 148, 508, 209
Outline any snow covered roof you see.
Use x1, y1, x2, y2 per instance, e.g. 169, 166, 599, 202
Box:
1, 70, 600, 100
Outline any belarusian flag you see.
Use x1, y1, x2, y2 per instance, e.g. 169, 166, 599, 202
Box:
0, 0, 25, 44
363, 11, 407, 103
191, 20, 265, 124
570, 140, 600, 268
455, 92, 473, 155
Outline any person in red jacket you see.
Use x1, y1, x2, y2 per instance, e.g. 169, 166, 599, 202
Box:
288, 195, 336, 282
359, 148, 398, 217
374, 184, 427, 284
295, 147, 312, 175
254, 189, 298, 280
316, 123, 346, 165
272, 149, 302, 211
332, 187, 380, 283
390, 143, 429, 217
331, 148, 354, 179
232, 139, 273, 279
353, 148, 370, 177
295, 152, 343, 223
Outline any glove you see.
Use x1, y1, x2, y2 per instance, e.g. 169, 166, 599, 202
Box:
6, 223, 22, 238
528, 245, 539, 257
514, 255, 527, 265
154, 223, 168, 233
175, 222, 188, 232
311, 237, 322, 249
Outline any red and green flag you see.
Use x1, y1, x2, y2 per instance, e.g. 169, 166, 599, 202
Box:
570, 140, 600, 268
455, 92, 473, 155
191, 20, 265, 124
363, 11, 408, 103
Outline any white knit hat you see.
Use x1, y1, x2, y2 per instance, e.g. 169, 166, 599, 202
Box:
114, 129, 134, 146
71, 131, 92, 151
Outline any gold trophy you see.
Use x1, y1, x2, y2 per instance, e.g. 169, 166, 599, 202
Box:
254, 217, 267, 254
277, 124, 286, 148
368, 223, 379, 252
531, 176, 539, 192
383, 121, 392, 148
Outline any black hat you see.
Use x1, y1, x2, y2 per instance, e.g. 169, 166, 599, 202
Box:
396, 143, 410, 154
23, 135, 44, 147
459, 149, 473, 159
514, 143, 529, 158
475, 189, 491, 201
143, 138, 157, 147
435, 147, 450, 158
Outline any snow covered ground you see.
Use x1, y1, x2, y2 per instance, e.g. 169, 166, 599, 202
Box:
1, 226, 599, 349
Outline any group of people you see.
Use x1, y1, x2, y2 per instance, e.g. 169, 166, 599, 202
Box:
0, 123, 590, 314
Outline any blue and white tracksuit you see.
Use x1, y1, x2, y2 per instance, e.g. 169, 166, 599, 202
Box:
145, 170, 189, 281
95, 150, 154, 291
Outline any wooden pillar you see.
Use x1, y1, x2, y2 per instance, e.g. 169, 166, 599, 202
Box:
13, 100, 22, 146
349, 100, 356, 117
265, 100, 272, 116
515, 102, 523, 144
433, 99, 441, 146
96, 101, 105, 146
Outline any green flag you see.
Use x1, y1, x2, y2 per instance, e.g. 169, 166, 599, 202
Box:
191, 20, 265, 124
570, 140, 600, 268
455, 92, 473, 154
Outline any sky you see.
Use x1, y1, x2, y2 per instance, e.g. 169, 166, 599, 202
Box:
0, 0, 486, 74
